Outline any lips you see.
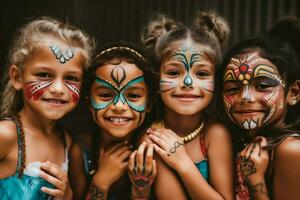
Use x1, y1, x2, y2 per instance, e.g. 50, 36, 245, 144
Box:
41, 98, 68, 105
172, 94, 201, 102
234, 109, 266, 117
105, 117, 132, 125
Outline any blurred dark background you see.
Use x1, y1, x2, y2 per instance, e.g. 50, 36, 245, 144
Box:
1, 0, 299, 133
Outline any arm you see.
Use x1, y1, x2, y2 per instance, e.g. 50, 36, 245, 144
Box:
273, 137, 300, 200
140, 134, 188, 200
69, 142, 88, 200
148, 125, 234, 200
0, 120, 19, 178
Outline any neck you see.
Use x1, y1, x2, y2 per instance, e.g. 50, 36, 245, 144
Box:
19, 108, 56, 135
163, 107, 203, 137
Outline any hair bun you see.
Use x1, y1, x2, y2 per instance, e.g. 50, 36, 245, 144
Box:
194, 11, 230, 49
141, 15, 180, 49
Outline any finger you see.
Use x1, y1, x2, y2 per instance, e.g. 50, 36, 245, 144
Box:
118, 149, 132, 162
147, 128, 169, 141
153, 144, 169, 158
41, 161, 66, 182
128, 150, 137, 175
40, 170, 65, 190
136, 142, 146, 173
113, 144, 132, 157
245, 143, 255, 158
151, 159, 157, 178
106, 141, 127, 154
149, 134, 168, 150
259, 137, 268, 147
250, 142, 260, 158
144, 144, 154, 176
41, 186, 63, 197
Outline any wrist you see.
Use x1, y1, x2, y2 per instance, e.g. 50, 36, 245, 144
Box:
92, 173, 111, 191
131, 185, 151, 200
175, 158, 195, 174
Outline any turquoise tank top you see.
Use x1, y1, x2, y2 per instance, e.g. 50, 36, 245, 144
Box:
0, 117, 68, 200
194, 133, 209, 181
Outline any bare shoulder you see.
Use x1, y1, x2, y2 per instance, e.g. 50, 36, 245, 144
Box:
275, 136, 300, 159
205, 122, 231, 142
0, 120, 18, 159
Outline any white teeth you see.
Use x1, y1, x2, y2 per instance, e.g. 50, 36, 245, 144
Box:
45, 99, 65, 104
109, 117, 128, 123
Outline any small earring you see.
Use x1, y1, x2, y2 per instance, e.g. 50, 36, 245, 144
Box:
289, 98, 298, 106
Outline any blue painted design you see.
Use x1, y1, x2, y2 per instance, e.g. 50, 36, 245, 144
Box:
194, 159, 209, 181
49, 44, 74, 64
91, 75, 146, 112
172, 47, 201, 87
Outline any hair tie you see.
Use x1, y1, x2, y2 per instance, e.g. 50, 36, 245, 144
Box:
96, 46, 145, 61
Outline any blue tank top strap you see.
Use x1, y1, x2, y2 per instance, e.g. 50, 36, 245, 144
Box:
0, 116, 23, 174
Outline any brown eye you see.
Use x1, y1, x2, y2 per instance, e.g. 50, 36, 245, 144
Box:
196, 71, 209, 77
36, 72, 51, 78
166, 70, 180, 76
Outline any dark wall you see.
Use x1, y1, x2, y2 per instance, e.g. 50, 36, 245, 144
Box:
1, 0, 299, 133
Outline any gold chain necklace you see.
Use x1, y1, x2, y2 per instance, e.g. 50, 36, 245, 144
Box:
162, 121, 205, 143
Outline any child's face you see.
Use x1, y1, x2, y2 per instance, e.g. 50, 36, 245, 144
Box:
20, 42, 85, 120
160, 39, 215, 115
222, 52, 286, 131
90, 61, 148, 138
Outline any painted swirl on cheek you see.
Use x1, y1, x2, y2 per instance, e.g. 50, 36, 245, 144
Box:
24, 80, 53, 101
198, 80, 214, 93
64, 81, 80, 103
159, 80, 177, 93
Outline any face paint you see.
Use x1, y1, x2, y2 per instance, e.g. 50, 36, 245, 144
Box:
91, 74, 146, 113
171, 46, 202, 87
49, 44, 74, 64
24, 79, 80, 103
24, 80, 53, 100
64, 81, 80, 103
223, 52, 286, 130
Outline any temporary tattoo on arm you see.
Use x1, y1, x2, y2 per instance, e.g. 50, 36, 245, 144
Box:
130, 173, 154, 199
169, 141, 184, 154
240, 156, 256, 176
49, 44, 74, 64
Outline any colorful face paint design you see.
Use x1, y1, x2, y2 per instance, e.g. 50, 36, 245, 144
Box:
49, 44, 74, 64
24, 80, 53, 101
223, 52, 285, 130
24, 79, 80, 103
171, 46, 202, 87
91, 75, 146, 113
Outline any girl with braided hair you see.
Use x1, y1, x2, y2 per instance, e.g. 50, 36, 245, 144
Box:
0, 16, 94, 199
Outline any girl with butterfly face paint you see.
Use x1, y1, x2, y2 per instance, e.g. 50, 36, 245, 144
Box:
140, 12, 234, 200
69, 43, 158, 200
216, 17, 300, 199
0, 17, 94, 200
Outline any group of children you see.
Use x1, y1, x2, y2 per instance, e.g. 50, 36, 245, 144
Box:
0, 11, 299, 200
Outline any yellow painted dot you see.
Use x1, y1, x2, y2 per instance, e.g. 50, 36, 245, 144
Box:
245, 74, 251, 80
238, 74, 244, 81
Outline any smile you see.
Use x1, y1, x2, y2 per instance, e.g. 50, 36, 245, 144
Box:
105, 117, 132, 125
234, 110, 265, 117
41, 98, 68, 105
172, 94, 201, 102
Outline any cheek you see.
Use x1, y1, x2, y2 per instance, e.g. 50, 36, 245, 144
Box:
24, 80, 52, 101
223, 94, 235, 112
65, 81, 81, 103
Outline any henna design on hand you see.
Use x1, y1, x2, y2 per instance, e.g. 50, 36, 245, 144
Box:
89, 185, 105, 200
249, 182, 268, 196
240, 156, 256, 176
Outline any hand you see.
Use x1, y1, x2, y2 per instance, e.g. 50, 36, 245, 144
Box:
40, 161, 72, 200
128, 142, 157, 199
239, 137, 269, 185
93, 141, 132, 189
147, 128, 191, 171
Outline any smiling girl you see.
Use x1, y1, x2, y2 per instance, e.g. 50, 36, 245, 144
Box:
141, 11, 234, 199
0, 17, 94, 199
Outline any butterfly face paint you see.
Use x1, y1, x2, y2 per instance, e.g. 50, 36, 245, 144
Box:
159, 43, 215, 115
223, 52, 286, 130
90, 62, 148, 138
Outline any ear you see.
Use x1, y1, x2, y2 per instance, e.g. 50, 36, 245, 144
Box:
9, 65, 23, 90
287, 80, 300, 106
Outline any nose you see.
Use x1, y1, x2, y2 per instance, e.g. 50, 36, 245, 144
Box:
112, 96, 127, 112
181, 75, 194, 88
49, 78, 65, 96
240, 86, 254, 103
